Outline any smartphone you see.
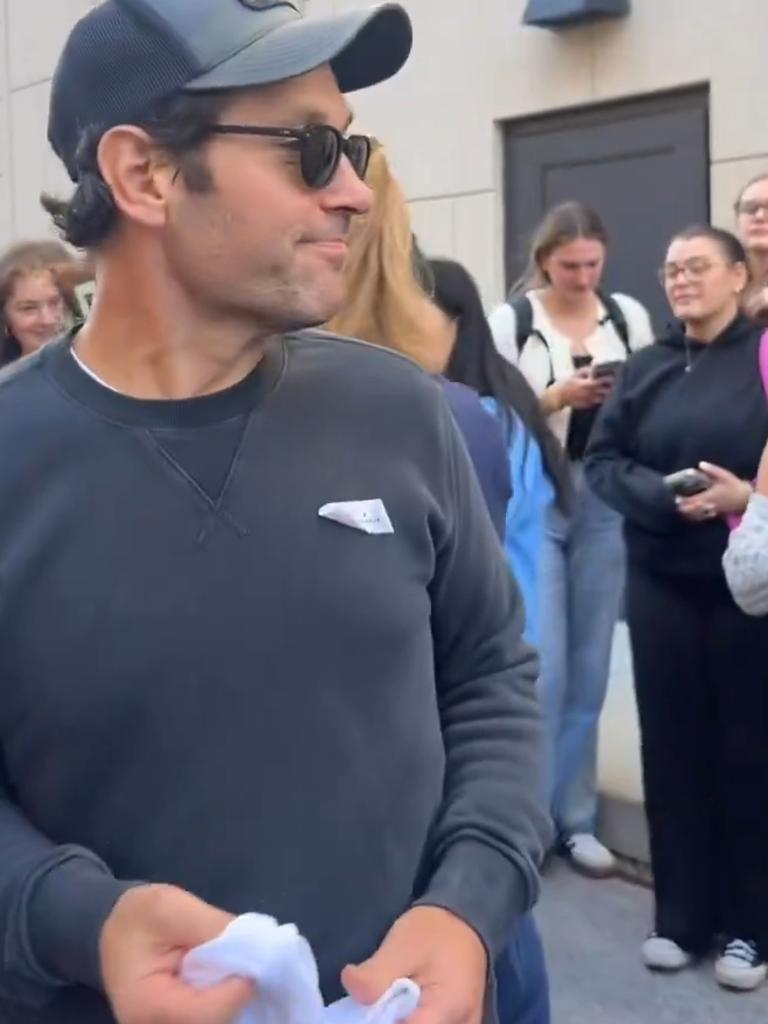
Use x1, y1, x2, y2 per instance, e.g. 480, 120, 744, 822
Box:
663, 468, 711, 498
592, 360, 623, 380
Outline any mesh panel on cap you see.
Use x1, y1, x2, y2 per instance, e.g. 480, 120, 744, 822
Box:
48, 1, 199, 179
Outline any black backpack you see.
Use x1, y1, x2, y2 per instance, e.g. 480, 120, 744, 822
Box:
510, 291, 631, 356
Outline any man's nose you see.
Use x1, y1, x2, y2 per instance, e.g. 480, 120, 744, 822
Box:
323, 155, 372, 216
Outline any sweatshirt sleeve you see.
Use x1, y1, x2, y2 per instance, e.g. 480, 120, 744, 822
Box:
412, 396, 550, 960
0, 771, 136, 1005
723, 493, 768, 616
584, 364, 679, 531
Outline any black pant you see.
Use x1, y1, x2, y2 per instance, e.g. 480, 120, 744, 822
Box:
626, 564, 768, 956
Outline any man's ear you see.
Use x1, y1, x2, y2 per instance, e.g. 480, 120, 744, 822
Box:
97, 125, 177, 230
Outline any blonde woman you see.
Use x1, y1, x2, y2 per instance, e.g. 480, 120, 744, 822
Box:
734, 173, 768, 322
489, 203, 653, 878
330, 146, 552, 1024
331, 151, 569, 647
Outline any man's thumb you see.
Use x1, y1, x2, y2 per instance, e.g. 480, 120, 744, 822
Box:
341, 956, 394, 1006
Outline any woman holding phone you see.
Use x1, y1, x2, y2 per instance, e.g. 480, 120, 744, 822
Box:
489, 202, 653, 877
585, 226, 768, 991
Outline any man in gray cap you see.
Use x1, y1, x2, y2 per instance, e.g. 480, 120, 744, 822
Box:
0, 2, 548, 1023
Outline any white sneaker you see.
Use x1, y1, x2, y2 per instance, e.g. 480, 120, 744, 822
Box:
642, 934, 694, 972
715, 939, 767, 992
563, 833, 617, 877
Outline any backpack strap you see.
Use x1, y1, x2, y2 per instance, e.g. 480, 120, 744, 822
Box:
509, 294, 535, 355
507, 294, 557, 386
760, 330, 768, 399
598, 292, 631, 353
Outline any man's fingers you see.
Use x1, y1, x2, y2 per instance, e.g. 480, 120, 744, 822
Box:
191, 976, 255, 1023
403, 988, 470, 1024
147, 885, 233, 948
342, 960, 397, 1006
158, 975, 255, 1024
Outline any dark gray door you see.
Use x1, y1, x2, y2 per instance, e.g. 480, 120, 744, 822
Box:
502, 88, 710, 331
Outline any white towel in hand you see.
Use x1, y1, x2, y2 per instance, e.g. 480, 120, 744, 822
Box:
181, 913, 420, 1024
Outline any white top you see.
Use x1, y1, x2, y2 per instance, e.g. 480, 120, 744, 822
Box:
488, 290, 654, 446
723, 493, 768, 616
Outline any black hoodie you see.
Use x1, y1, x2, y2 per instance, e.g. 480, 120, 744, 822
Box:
585, 315, 768, 578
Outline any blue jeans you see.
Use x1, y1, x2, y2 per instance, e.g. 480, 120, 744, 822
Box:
537, 463, 624, 838
496, 915, 550, 1024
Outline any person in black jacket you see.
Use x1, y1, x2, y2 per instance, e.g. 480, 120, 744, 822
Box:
585, 226, 768, 993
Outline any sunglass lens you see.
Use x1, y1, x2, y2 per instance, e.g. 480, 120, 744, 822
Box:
301, 126, 340, 189
345, 136, 372, 180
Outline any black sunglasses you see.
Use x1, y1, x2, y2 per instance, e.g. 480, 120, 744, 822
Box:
207, 123, 371, 190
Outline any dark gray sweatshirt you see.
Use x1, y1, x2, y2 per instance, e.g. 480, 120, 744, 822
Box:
0, 330, 547, 1023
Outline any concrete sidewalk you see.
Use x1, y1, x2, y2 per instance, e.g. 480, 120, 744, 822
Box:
536, 860, 768, 1024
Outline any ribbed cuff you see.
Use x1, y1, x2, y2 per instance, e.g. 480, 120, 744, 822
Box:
413, 840, 536, 960
25, 853, 141, 991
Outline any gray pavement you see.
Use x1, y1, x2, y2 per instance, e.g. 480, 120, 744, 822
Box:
536, 859, 768, 1024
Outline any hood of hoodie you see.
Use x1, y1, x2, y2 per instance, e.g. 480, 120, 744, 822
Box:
655, 312, 756, 358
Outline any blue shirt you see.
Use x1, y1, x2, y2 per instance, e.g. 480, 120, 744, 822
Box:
482, 399, 555, 647
439, 379, 511, 541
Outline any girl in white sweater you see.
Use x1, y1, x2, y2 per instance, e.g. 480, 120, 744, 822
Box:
489, 202, 653, 878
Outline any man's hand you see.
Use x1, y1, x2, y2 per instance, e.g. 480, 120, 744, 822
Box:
100, 884, 253, 1024
341, 906, 488, 1024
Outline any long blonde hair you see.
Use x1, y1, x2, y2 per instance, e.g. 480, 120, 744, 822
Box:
328, 147, 449, 366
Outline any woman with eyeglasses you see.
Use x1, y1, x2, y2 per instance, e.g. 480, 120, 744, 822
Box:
734, 173, 768, 322
489, 202, 653, 879
585, 226, 768, 992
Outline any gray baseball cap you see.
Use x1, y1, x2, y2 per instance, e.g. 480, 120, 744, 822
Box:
49, 0, 412, 182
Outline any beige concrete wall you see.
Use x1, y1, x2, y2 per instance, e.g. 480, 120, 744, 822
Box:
0, 0, 94, 244
345, 0, 768, 307
1, 0, 767, 308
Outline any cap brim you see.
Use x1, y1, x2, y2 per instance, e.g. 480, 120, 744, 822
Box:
185, 3, 412, 95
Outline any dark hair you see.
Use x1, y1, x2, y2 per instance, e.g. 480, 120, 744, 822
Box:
41, 91, 230, 249
426, 257, 571, 511
515, 201, 609, 294
670, 225, 749, 269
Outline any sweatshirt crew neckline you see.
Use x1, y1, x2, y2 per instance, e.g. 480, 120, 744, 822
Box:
43, 330, 287, 429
